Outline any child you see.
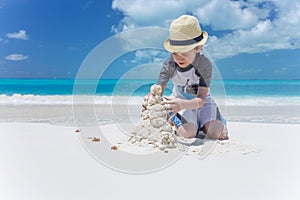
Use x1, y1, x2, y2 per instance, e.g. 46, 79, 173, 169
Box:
158, 15, 228, 140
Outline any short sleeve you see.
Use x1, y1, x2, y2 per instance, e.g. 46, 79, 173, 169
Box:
194, 54, 212, 87
157, 56, 176, 86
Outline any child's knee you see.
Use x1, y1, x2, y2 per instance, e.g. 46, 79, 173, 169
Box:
204, 120, 227, 139
177, 123, 197, 138
206, 129, 222, 139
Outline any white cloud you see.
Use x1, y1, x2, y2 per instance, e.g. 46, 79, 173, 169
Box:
5, 54, 29, 61
112, 0, 300, 60
112, 0, 207, 32
206, 20, 283, 59
114, 27, 169, 51
195, 0, 259, 30
6, 30, 29, 40
205, 1, 300, 59
130, 49, 168, 64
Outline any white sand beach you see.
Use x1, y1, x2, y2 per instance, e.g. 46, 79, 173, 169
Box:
1, 121, 300, 200
2, 1, 300, 199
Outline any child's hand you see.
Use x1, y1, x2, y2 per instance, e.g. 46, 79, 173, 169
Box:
162, 97, 182, 114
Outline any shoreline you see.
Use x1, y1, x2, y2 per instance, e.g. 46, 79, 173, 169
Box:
1, 104, 299, 126
1, 93, 300, 105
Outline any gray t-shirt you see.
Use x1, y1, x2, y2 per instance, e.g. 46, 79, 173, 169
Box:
158, 53, 212, 100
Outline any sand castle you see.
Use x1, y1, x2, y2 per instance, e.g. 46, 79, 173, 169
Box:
129, 84, 177, 150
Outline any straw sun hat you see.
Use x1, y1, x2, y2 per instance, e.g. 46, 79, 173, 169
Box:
164, 15, 208, 53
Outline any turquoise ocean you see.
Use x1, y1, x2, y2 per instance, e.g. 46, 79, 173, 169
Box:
0, 78, 299, 106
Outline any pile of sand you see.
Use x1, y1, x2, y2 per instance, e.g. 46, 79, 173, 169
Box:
129, 84, 177, 151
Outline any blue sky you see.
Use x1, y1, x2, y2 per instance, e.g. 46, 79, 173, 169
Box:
0, 0, 299, 79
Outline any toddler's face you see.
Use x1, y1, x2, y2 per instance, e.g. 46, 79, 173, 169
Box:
172, 47, 199, 68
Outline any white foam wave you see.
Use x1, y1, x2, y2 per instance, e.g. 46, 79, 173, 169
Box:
0, 94, 144, 105
0, 94, 299, 106
225, 96, 300, 106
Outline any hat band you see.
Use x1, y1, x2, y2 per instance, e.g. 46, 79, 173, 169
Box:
169, 33, 203, 46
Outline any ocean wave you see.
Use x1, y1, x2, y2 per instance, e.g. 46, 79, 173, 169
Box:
0, 94, 299, 106
225, 96, 300, 106
0, 94, 144, 105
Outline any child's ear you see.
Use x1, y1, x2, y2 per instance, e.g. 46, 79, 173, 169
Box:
196, 45, 202, 52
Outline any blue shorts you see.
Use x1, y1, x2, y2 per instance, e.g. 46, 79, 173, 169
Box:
178, 97, 226, 129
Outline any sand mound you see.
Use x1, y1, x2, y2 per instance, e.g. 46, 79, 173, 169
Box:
129, 84, 177, 151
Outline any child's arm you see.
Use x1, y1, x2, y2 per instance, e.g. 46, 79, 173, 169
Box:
159, 85, 166, 96
157, 57, 175, 95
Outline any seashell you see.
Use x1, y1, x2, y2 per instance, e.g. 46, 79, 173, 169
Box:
92, 137, 100, 142
128, 136, 136, 143
111, 146, 118, 150
159, 145, 166, 151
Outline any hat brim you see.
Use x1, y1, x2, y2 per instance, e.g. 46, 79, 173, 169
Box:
164, 31, 208, 53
